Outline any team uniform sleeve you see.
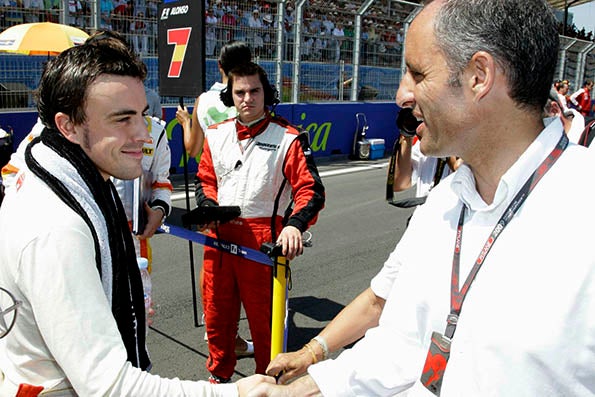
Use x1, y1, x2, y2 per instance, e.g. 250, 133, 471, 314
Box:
370, 244, 404, 301
569, 89, 584, 107
149, 130, 173, 216
195, 138, 219, 207
283, 133, 325, 232
1, 131, 39, 189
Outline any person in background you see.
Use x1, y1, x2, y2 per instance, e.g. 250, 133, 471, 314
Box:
1, 120, 44, 190
554, 79, 570, 113
66, 0, 82, 26
569, 78, 593, 118
0, 126, 13, 206
221, 7, 237, 44
99, 0, 113, 29
145, 85, 162, 119
391, 129, 461, 202
196, 62, 325, 384
176, 41, 254, 357
176, 41, 252, 158
131, 11, 149, 55
0, 33, 271, 396
22, 0, 44, 22
250, 0, 595, 395
205, 8, 218, 57
544, 87, 584, 144
337, 71, 352, 100
0, 126, 13, 172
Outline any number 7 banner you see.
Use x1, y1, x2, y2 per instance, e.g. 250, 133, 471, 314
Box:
158, 0, 204, 98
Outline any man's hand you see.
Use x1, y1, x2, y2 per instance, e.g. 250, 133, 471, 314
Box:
246, 375, 322, 397
447, 156, 463, 172
138, 203, 165, 239
236, 375, 276, 397
266, 348, 314, 384
197, 221, 219, 233
276, 225, 303, 260
175, 105, 191, 128
246, 383, 289, 397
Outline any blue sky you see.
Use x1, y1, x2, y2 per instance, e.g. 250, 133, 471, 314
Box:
570, 2, 595, 34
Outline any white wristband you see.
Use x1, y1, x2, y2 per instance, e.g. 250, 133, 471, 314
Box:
312, 335, 329, 360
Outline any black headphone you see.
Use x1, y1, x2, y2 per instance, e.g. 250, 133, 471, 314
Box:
220, 63, 280, 108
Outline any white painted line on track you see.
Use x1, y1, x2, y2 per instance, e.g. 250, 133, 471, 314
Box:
318, 162, 388, 177
171, 161, 389, 201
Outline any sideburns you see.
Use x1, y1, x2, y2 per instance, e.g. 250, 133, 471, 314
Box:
81, 126, 91, 151
448, 72, 462, 88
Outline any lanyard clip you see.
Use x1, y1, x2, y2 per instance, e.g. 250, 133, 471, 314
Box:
444, 313, 458, 339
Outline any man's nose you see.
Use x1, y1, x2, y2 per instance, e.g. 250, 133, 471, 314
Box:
396, 73, 415, 109
136, 116, 152, 143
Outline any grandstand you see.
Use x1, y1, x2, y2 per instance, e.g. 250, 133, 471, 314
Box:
1, 0, 595, 109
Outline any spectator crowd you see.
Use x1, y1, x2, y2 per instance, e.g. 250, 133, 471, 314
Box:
0, 0, 419, 67
2, 0, 595, 65
2, 0, 594, 70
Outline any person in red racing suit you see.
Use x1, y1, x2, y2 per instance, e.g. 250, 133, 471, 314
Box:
569, 79, 593, 117
195, 62, 325, 383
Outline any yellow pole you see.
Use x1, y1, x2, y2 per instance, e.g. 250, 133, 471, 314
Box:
270, 256, 288, 360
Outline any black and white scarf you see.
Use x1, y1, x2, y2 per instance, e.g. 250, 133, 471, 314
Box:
24, 127, 150, 370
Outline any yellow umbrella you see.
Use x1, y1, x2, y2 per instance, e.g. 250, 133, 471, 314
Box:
0, 22, 89, 56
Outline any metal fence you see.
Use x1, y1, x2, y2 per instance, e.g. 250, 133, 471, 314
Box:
1, 0, 595, 110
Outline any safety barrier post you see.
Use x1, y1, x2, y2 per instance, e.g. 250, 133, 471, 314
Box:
259, 242, 289, 360
270, 255, 289, 360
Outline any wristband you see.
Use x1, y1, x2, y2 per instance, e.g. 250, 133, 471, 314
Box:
312, 335, 329, 360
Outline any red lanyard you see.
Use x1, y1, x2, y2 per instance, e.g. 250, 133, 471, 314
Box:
445, 133, 568, 339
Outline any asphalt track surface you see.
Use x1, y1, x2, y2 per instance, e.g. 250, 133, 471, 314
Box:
146, 157, 415, 382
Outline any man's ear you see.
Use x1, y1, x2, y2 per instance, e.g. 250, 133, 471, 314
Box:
54, 112, 80, 144
466, 51, 496, 102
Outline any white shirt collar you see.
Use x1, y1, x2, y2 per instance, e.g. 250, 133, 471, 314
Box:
452, 118, 564, 213
210, 81, 227, 92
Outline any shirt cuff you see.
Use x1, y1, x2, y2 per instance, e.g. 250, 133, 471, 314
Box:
150, 199, 170, 216
307, 358, 357, 397
213, 383, 238, 397
286, 217, 307, 233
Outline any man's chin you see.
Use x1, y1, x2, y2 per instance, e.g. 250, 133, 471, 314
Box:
419, 140, 434, 156
112, 167, 143, 181
419, 142, 447, 158
240, 111, 260, 124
